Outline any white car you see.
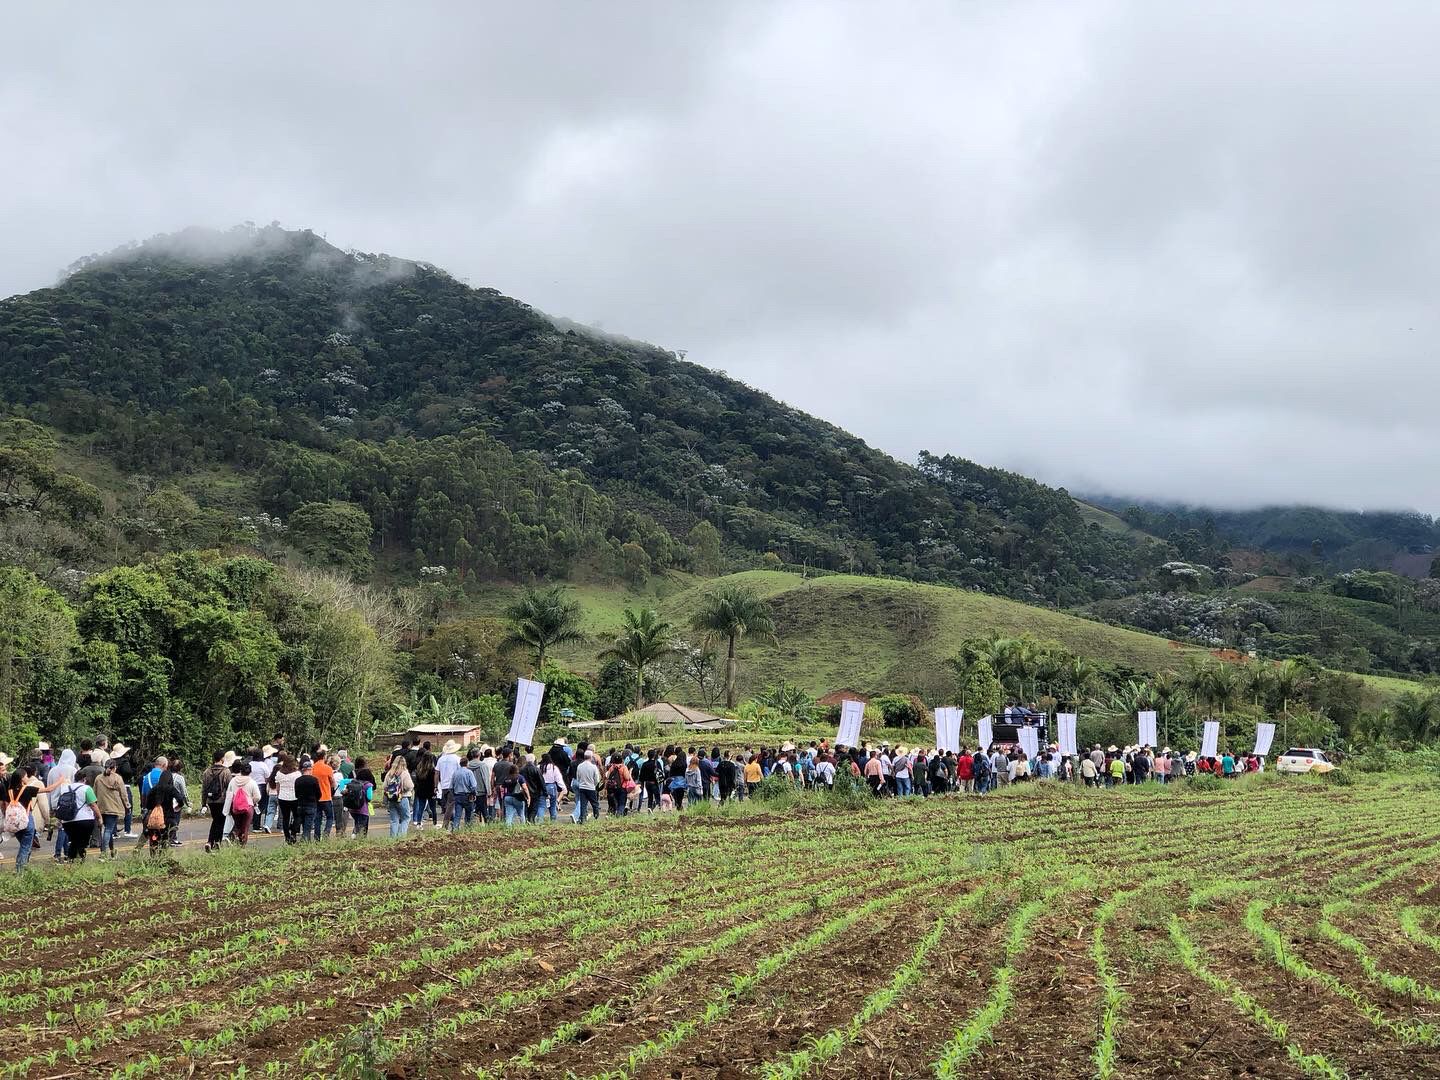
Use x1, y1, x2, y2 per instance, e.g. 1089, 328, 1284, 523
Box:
1275, 747, 1336, 775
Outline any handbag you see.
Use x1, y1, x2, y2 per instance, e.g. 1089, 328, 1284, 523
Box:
144, 804, 166, 831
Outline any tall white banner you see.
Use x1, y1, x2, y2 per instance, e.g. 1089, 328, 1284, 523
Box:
1057, 712, 1078, 756
1018, 726, 1039, 760
837, 699, 864, 747
1200, 720, 1220, 759
933, 708, 949, 753
1137, 710, 1158, 748
948, 707, 963, 754
506, 677, 546, 746
1254, 722, 1276, 758
977, 714, 994, 752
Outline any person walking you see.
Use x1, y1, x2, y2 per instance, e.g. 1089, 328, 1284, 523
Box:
44, 761, 98, 861
572, 750, 602, 823
110, 743, 136, 837
383, 756, 414, 838
473, 749, 496, 824
295, 758, 321, 841
223, 759, 261, 846
436, 739, 461, 825
141, 767, 183, 857
412, 744, 438, 830
201, 750, 233, 853
501, 758, 531, 825
743, 753, 763, 798
449, 753, 478, 830
311, 749, 337, 839
540, 755, 567, 821
3, 766, 40, 871
640, 749, 663, 811
95, 759, 128, 857
271, 754, 301, 843
345, 757, 376, 837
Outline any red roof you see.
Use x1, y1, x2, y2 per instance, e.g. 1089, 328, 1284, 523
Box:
817, 689, 870, 707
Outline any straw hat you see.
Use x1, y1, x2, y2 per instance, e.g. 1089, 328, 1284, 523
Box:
780, 742, 795, 752
1107, 745, 1119, 752
220, 751, 237, 768
317, 743, 330, 754
0, 752, 12, 767
36, 741, 50, 752
441, 739, 461, 755
262, 744, 277, 758
110, 742, 129, 758
553, 737, 569, 747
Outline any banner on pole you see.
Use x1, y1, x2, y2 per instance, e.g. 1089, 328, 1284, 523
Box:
837, 699, 864, 747
932, 707, 963, 753
506, 677, 546, 746
1137, 710, 1158, 748
977, 714, 994, 752
1018, 726, 1039, 760
1254, 722, 1276, 758
1200, 719, 1220, 759
948, 707, 963, 754
1057, 712, 1078, 756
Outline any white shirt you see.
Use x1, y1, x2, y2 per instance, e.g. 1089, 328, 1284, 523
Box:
274, 769, 299, 801
816, 761, 836, 784
436, 753, 460, 792
574, 760, 602, 791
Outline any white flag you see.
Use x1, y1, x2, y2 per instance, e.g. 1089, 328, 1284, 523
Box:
1018, 726, 1039, 759
933, 708, 948, 753
1200, 720, 1220, 759
948, 708, 963, 754
1254, 722, 1276, 758
977, 714, 994, 752
837, 699, 865, 747
1057, 712, 1078, 756
1137, 710, 1158, 748
505, 677, 546, 746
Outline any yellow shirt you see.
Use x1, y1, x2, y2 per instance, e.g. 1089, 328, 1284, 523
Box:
743, 761, 763, 784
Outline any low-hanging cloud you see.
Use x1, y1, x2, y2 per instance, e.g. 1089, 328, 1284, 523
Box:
3, 0, 1438, 512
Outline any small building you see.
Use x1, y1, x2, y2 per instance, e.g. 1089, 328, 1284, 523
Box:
403, 722, 486, 747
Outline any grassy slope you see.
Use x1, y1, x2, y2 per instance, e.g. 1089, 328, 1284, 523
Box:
468, 569, 1207, 699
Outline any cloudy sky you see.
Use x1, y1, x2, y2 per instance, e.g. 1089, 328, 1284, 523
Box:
4, 2, 1437, 512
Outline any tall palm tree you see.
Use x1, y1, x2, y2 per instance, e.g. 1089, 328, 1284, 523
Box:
1240, 661, 1272, 708
1065, 657, 1101, 709
1209, 662, 1240, 716
599, 608, 676, 712
502, 585, 585, 672
690, 585, 776, 709
1389, 692, 1437, 746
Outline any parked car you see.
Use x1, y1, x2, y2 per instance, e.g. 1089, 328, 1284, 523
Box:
1276, 747, 1336, 775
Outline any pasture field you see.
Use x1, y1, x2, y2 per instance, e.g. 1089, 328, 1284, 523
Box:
3, 777, 1440, 1078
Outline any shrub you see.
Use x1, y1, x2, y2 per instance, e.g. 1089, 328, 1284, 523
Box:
1184, 773, 1224, 793
871, 693, 925, 729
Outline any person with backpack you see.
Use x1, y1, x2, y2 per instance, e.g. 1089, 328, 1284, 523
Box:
223, 758, 261, 845
383, 755, 414, 838
95, 759, 128, 857
43, 766, 98, 861
141, 768, 181, 856
3, 766, 40, 871
202, 750, 234, 853
972, 748, 991, 795
348, 757, 377, 837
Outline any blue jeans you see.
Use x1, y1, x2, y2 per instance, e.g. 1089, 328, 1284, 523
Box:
896, 776, 913, 797
413, 796, 435, 826
299, 805, 318, 841
14, 815, 35, 871
101, 814, 119, 854
575, 788, 600, 822
319, 800, 335, 838
544, 783, 560, 820
449, 794, 475, 830
123, 793, 133, 834
388, 797, 412, 838
503, 795, 527, 826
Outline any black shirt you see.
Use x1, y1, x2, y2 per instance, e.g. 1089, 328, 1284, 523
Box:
294, 775, 321, 807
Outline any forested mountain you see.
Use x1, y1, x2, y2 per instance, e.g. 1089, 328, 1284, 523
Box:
1091, 496, 1440, 575
0, 225, 1160, 601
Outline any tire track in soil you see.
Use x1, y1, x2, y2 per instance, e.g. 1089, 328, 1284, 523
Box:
1195, 900, 1440, 1078
626, 895, 937, 1080
807, 904, 1010, 1079
970, 892, 1104, 1080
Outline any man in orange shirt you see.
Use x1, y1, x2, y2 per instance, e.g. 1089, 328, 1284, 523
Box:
311, 748, 336, 839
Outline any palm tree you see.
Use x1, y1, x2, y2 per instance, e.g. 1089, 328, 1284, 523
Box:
690, 585, 776, 709
1240, 662, 1271, 707
1389, 692, 1437, 746
502, 585, 585, 672
1064, 658, 1101, 709
1209, 662, 1240, 716
599, 608, 676, 712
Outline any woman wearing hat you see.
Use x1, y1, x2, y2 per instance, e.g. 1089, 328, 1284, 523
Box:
95, 759, 129, 856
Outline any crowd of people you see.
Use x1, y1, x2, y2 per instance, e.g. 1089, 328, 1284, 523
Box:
0, 731, 1267, 869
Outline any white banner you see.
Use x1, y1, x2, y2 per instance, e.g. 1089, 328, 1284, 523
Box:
1137, 710, 1158, 748
1200, 720, 1220, 759
977, 714, 994, 753
1018, 726, 1039, 760
1254, 722, 1276, 758
505, 677, 546, 746
837, 699, 864, 747
948, 707, 963, 754
1057, 712, 1078, 756
933, 708, 951, 753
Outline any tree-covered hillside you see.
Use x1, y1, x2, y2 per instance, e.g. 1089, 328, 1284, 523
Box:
0, 225, 1158, 602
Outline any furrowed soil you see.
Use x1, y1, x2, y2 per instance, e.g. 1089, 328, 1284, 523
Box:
4, 777, 1440, 1079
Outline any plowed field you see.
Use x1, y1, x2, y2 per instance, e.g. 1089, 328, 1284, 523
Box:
3, 777, 1439, 1079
